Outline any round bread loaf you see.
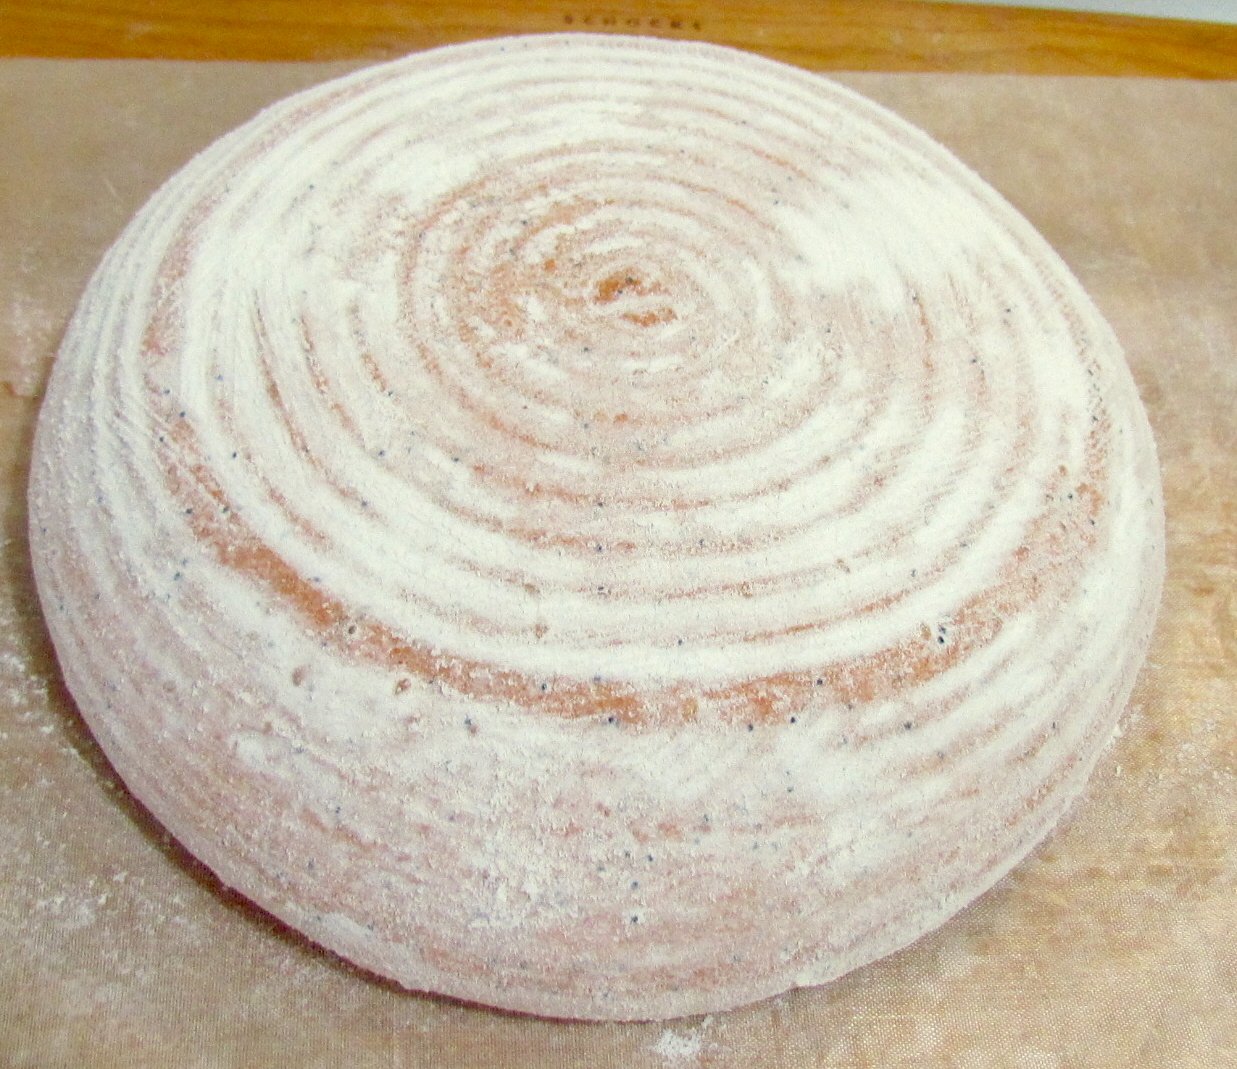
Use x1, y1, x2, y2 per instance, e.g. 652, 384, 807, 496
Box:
29, 34, 1164, 1020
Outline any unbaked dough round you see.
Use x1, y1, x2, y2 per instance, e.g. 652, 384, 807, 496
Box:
29, 34, 1164, 1020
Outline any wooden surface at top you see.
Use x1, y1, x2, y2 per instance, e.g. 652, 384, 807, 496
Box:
2, 0, 1236, 76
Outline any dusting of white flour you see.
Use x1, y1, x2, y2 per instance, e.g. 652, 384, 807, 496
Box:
652, 1025, 705, 1064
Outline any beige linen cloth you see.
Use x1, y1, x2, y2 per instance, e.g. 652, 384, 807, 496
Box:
0, 60, 1233, 1068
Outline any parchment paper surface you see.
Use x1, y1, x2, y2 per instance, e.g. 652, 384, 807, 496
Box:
1, 61, 1233, 1068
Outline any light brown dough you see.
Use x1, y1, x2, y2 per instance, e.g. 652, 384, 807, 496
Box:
28, 34, 1164, 1019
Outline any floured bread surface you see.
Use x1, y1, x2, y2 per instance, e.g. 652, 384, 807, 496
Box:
28, 34, 1164, 1020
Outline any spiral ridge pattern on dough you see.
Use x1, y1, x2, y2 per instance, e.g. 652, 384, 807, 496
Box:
30, 35, 1163, 1019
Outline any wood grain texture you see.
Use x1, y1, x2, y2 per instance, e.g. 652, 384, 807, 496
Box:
2, 0, 1236, 76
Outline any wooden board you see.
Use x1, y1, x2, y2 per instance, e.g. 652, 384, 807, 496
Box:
1, 59, 1234, 1068
2, 0, 1236, 76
